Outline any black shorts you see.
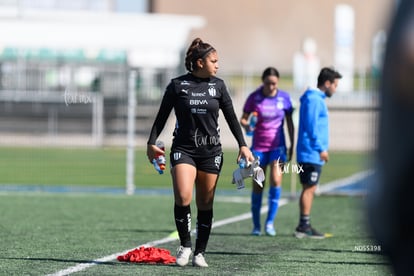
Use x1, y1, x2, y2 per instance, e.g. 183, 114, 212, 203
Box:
298, 163, 322, 185
170, 151, 223, 175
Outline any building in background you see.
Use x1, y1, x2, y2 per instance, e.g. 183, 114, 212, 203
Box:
0, 0, 392, 150
0, 0, 149, 13
0, 0, 203, 98
0, 0, 204, 146
0, 0, 393, 95
153, 0, 393, 87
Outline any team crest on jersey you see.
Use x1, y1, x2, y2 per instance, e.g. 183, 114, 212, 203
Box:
208, 86, 216, 97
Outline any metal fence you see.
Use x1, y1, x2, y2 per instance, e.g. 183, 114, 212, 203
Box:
0, 64, 379, 151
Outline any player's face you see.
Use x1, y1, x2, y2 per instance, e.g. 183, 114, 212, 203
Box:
198, 51, 219, 77
262, 75, 278, 96
325, 78, 340, 97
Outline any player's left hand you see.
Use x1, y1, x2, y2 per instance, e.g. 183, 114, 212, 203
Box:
238, 146, 254, 164
320, 151, 329, 162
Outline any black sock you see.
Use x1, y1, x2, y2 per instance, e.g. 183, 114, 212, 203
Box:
299, 214, 310, 228
174, 204, 192, 248
194, 209, 213, 255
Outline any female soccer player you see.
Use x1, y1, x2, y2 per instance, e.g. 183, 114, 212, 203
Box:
147, 38, 254, 267
241, 67, 295, 236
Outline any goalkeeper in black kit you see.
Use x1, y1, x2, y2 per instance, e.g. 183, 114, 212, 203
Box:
147, 37, 254, 268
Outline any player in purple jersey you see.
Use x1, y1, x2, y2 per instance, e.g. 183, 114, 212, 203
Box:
240, 67, 295, 236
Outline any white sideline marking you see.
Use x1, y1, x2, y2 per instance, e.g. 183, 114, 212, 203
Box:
316, 170, 372, 195
215, 196, 250, 204
46, 171, 369, 276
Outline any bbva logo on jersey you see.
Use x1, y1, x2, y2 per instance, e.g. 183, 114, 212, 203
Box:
190, 99, 208, 105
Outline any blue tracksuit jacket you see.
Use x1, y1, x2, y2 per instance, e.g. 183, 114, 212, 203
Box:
296, 88, 329, 165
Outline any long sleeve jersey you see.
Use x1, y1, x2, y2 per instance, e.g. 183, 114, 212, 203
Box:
242, 86, 293, 152
147, 73, 247, 157
296, 88, 329, 165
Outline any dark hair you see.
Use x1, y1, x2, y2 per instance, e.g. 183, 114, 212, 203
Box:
261, 67, 280, 81
317, 67, 342, 86
185, 38, 215, 72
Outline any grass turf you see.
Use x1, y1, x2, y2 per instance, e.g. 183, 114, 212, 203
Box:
0, 146, 370, 190
0, 147, 385, 275
0, 193, 390, 275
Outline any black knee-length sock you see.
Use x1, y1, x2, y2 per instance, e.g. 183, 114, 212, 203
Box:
194, 209, 213, 255
174, 204, 192, 248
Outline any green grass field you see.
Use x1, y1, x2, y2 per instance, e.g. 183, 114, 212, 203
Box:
0, 147, 390, 275
0, 147, 370, 190
1, 193, 390, 275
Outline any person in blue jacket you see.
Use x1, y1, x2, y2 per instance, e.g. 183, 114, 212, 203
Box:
295, 67, 342, 239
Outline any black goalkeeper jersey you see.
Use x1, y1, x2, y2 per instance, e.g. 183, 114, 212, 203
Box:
148, 73, 247, 158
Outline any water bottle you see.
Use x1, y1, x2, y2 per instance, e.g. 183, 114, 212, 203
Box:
152, 140, 166, 174
238, 157, 247, 169
246, 112, 258, 137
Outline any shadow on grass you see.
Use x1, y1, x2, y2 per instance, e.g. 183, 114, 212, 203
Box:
2, 257, 177, 267
207, 251, 262, 256
212, 231, 299, 238
211, 232, 252, 237
288, 258, 390, 266
2, 257, 121, 266
108, 228, 174, 234
301, 247, 385, 255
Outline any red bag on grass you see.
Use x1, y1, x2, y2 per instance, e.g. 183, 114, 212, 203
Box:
117, 246, 176, 264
